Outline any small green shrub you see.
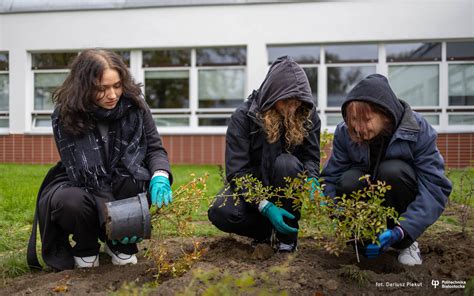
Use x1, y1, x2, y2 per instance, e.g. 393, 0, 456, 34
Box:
218, 173, 400, 262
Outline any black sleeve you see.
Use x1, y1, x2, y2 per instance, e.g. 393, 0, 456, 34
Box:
225, 106, 253, 183
298, 109, 321, 178
142, 107, 173, 184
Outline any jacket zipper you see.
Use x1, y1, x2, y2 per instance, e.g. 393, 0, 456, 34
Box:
367, 143, 371, 178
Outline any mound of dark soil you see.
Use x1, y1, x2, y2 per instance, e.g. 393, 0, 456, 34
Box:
2, 229, 472, 295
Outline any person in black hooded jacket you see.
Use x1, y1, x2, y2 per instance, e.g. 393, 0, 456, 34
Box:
208, 56, 321, 252
321, 74, 452, 266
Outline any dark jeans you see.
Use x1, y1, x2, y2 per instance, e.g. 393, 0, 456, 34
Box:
208, 154, 304, 245
336, 159, 417, 249
50, 177, 146, 257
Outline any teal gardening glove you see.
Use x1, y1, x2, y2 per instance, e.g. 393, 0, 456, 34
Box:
260, 202, 298, 235
112, 236, 143, 245
363, 226, 404, 258
149, 175, 173, 208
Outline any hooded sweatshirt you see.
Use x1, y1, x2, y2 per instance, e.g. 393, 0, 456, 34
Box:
225, 56, 321, 188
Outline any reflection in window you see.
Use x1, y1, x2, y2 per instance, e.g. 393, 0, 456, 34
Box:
447, 41, 474, 61
196, 47, 246, 66
34, 73, 68, 110
326, 114, 343, 126
388, 65, 439, 106
421, 114, 439, 125
153, 117, 189, 127
386, 43, 441, 62
34, 117, 53, 128
198, 69, 245, 108
325, 44, 377, 63
31, 52, 77, 70
198, 117, 231, 126
303, 67, 318, 105
113, 50, 131, 67
145, 71, 189, 109
267, 45, 320, 64
0, 74, 8, 111
327, 66, 375, 107
0, 117, 8, 128
449, 64, 474, 106
143, 49, 191, 67
449, 114, 474, 125
0, 53, 8, 71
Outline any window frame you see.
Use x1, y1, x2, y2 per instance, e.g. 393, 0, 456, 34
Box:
0, 52, 9, 133
446, 60, 474, 109
0, 69, 8, 133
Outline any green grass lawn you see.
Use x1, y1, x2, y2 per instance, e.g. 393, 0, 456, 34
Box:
0, 163, 223, 283
0, 164, 472, 284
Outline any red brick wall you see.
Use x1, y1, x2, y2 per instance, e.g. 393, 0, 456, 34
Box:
0, 133, 473, 168
437, 133, 474, 168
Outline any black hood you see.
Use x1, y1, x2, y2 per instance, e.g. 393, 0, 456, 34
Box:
251, 56, 314, 114
341, 74, 404, 128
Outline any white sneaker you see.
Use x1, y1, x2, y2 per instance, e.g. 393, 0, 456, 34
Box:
74, 255, 99, 268
398, 241, 422, 266
277, 241, 297, 253
104, 244, 138, 265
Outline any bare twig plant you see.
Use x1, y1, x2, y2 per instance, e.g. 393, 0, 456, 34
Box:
147, 174, 208, 281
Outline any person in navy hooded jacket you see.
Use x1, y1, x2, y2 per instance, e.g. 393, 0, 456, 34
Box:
321, 74, 452, 266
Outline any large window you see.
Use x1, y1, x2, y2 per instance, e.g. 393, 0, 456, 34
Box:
0, 52, 8, 129
389, 65, 439, 107
144, 47, 247, 128
387, 42, 442, 125
31, 52, 77, 128
447, 41, 474, 126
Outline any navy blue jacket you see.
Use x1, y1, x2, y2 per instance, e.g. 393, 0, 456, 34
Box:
321, 74, 452, 241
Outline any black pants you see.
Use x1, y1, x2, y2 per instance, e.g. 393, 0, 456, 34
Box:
208, 154, 304, 245
50, 177, 146, 257
336, 159, 417, 249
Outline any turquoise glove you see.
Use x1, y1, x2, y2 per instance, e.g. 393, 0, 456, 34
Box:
261, 202, 298, 235
363, 226, 404, 259
112, 236, 143, 245
149, 175, 172, 208
307, 177, 325, 201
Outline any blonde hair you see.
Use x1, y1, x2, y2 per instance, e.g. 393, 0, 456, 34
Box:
261, 106, 312, 149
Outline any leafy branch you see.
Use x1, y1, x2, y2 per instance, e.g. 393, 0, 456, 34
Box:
217, 173, 401, 262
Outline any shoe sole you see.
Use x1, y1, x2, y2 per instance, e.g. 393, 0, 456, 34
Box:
104, 245, 138, 265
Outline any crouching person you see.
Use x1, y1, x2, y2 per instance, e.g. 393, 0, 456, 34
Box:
27, 49, 172, 271
321, 74, 452, 265
208, 56, 321, 252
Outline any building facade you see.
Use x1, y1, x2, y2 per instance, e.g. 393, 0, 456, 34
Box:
0, 0, 473, 167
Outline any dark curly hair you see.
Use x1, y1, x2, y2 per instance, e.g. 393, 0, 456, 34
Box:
53, 49, 145, 135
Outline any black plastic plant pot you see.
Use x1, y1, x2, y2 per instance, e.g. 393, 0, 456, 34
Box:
105, 192, 151, 240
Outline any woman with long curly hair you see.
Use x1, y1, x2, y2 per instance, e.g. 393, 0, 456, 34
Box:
27, 49, 173, 270
208, 56, 321, 252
